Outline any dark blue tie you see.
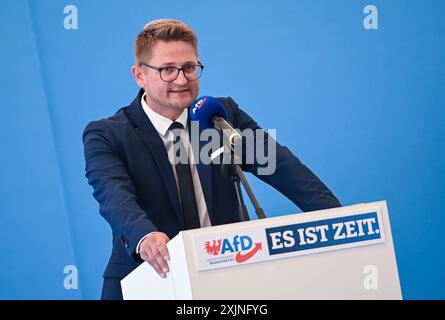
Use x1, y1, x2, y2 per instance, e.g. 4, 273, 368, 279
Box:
169, 121, 201, 229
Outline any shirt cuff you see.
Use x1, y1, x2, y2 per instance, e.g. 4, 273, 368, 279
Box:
136, 232, 156, 254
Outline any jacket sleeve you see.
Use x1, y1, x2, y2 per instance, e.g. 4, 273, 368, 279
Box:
82, 120, 157, 261
223, 97, 342, 212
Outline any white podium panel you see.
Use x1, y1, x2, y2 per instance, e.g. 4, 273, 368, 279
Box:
121, 201, 402, 299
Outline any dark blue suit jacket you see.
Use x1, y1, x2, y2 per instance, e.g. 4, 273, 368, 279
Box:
82, 89, 341, 298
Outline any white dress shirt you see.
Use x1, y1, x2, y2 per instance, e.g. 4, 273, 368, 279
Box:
136, 93, 211, 254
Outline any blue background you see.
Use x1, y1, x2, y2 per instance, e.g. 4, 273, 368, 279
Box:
0, 0, 443, 299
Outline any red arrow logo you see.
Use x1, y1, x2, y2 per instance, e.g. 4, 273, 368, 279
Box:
235, 243, 262, 263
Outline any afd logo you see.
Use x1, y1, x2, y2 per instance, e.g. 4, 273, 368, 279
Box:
204, 235, 262, 263
191, 97, 207, 115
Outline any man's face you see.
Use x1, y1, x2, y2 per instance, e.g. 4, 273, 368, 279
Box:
132, 40, 200, 119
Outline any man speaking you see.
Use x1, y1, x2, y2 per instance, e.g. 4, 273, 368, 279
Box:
82, 18, 341, 300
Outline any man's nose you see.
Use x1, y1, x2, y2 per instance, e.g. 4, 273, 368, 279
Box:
173, 69, 189, 85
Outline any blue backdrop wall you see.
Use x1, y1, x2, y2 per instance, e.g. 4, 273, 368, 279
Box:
0, 0, 444, 299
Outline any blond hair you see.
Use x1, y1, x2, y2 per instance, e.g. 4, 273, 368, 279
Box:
135, 19, 198, 64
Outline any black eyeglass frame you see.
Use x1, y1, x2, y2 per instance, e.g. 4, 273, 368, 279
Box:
139, 61, 205, 82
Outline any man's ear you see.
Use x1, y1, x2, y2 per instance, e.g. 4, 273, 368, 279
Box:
131, 65, 145, 88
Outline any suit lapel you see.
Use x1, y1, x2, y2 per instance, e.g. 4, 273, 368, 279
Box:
126, 90, 183, 224
126, 89, 215, 226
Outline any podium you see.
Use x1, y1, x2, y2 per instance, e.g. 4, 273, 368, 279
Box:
121, 201, 402, 299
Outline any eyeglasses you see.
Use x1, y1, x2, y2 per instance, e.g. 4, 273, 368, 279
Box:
139, 61, 204, 82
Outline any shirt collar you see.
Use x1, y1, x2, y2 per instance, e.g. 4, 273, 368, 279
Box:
141, 92, 188, 137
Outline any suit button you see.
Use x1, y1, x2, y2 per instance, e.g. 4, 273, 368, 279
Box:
120, 236, 128, 248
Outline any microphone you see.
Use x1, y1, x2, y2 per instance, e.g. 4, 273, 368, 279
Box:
189, 96, 241, 146
189, 96, 267, 221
